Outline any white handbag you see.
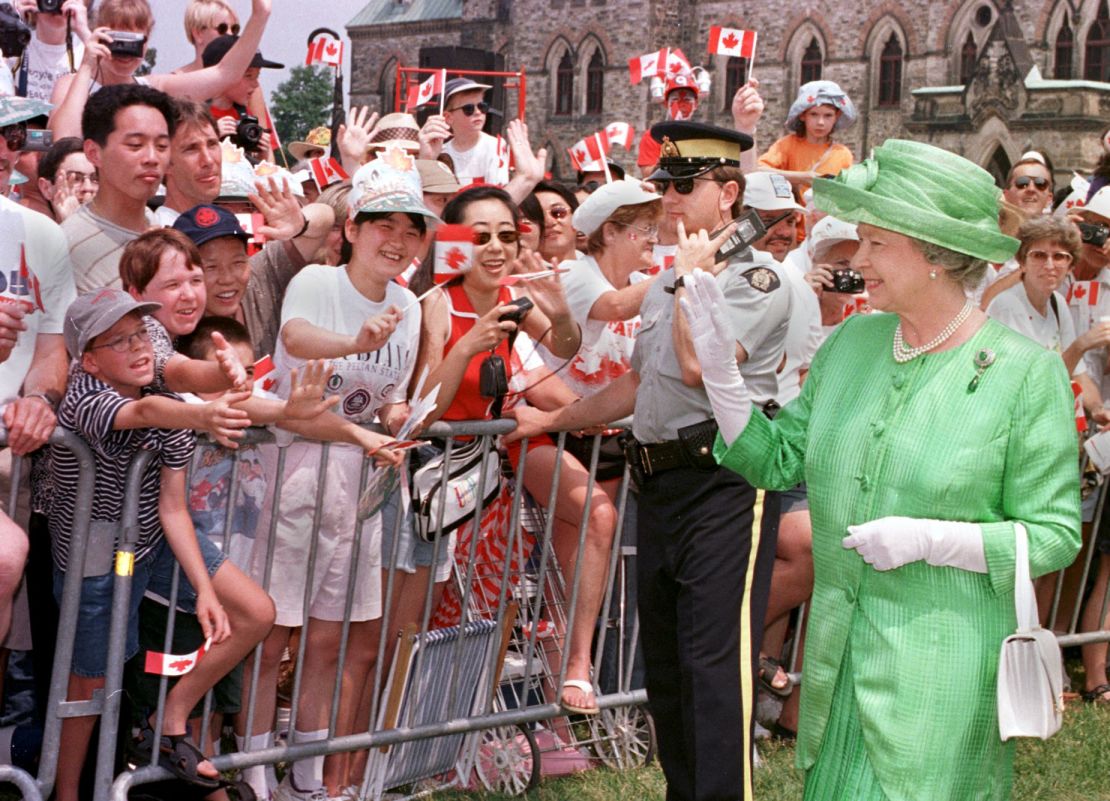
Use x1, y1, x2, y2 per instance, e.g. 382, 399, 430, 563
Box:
996, 523, 1065, 741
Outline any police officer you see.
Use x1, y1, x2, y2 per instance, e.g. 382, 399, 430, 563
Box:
508, 120, 790, 801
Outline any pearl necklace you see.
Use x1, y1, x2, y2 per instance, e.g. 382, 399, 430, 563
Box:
892, 300, 975, 363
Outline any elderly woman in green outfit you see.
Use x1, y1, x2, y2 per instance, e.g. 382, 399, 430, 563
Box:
678, 140, 1081, 800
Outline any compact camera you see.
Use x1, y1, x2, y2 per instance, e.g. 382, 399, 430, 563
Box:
36, 0, 63, 12
106, 30, 145, 58
0, 3, 31, 58
234, 115, 264, 151
23, 128, 52, 152
831, 268, 866, 294
1078, 221, 1110, 248
498, 296, 533, 325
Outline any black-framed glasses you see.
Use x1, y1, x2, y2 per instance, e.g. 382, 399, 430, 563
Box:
90, 326, 150, 353
652, 176, 717, 196
1013, 176, 1049, 190
544, 205, 571, 221
1, 123, 27, 152
214, 22, 240, 35
448, 102, 489, 117
474, 230, 521, 246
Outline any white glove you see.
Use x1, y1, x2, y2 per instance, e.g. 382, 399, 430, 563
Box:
843, 516, 988, 573
677, 269, 751, 443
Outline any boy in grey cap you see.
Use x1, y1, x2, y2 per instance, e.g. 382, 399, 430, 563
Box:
50, 289, 275, 800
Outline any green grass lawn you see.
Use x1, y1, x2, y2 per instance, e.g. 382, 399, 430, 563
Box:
434, 702, 1110, 801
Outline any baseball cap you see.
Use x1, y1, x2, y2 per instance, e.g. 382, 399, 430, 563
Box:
744, 172, 804, 212
173, 204, 250, 247
202, 35, 284, 69
64, 289, 160, 357
808, 216, 859, 262
348, 147, 440, 221
416, 159, 462, 194
443, 77, 491, 103
572, 179, 660, 236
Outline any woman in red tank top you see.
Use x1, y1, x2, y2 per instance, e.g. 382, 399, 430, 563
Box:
414, 186, 617, 717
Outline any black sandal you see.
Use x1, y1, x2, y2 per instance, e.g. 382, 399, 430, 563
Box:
126, 719, 158, 767
1081, 683, 1110, 704
157, 733, 221, 789
759, 655, 794, 698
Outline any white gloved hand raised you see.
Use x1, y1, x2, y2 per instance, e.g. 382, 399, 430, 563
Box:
677, 269, 751, 444
843, 516, 987, 573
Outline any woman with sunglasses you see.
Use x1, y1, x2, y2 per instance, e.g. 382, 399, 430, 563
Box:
413, 186, 618, 718
47, 0, 272, 140
531, 181, 580, 264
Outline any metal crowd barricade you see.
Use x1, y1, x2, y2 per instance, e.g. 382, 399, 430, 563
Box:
102, 420, 648, 801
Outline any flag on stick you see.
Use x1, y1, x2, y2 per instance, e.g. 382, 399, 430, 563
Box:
628, 49, 668, 84
708, 26, 757, 59
406, 69, 446, 111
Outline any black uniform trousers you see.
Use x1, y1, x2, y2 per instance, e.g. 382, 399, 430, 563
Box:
637, 463, 777, 801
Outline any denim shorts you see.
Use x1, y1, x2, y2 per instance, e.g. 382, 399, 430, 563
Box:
380, 446, 451, 580
54, 536, 226, 678
145, 531, 228, 614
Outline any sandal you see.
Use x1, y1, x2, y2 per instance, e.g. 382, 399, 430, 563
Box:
1081, 683, 1110, 704
559, 678, 600, 715
767, 721, 797, 743
759, 656, 794, 698
157, 733, 221, 789
127, 719, 158, 767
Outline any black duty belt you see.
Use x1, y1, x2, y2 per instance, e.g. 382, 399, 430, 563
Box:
623, 419, 719, 483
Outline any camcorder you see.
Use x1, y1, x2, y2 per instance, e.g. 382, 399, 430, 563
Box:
106, 30, 145, 58
234, 115, 264, 151
23, 128, 53, 152
0, 3, 32, 58
831, 268, 866, 294
1078, 221, 1110, 248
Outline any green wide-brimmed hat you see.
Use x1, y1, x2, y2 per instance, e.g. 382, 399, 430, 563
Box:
812, 139, 1018, 263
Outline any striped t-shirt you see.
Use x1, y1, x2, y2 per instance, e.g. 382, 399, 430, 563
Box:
48, 369, 195, 573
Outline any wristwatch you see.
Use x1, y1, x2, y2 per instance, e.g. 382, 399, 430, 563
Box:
664, 275, 687, 295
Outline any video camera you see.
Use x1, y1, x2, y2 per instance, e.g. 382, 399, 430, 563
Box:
0, 3, 31, 59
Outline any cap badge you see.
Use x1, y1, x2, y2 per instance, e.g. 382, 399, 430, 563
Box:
659, 136, 680, 159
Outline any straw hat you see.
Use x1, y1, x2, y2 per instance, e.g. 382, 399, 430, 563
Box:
367, 113, 420, 153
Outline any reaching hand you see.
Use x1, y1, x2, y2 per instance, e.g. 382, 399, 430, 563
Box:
62, 0, 92, 42
418, 114, 451, 159
49, 171, 83, 221
351, 428, 405, 466
505, 119, 545, 183
513, 249, 571, 320
283, 361, 340, 420
731, 78, 764, 135
248, 177, 305, 241
210, 332, 250, 391
201, 390, 252, 449
353, 307, 402, 353
338, 106, 378, 170
675, 219, 737, 277
503, 405, 552, 444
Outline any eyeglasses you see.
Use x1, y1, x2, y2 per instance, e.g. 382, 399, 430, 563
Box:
1025, 249, 1073, 266
63, 170, 99, 186
544, 205, 571, 221
651, 176, 717, 196
213, 22, 240, 35
616, 222, 659, 239
448, 102, 490, 117
90, 326, 150, 353
1013, 176, 1050, 191
0, 123, 27, 152
473, 230, 521, 245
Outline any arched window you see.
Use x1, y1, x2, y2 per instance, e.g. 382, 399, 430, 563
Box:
723, 56, 749, 111
1055, 13, 1074, 79
555, 51, 574, 116
1085, 0, 1110, 82
586, 50, 604, 115
960, 31, 977, 84
800, 37, 822, 83
878, 33, 903, 107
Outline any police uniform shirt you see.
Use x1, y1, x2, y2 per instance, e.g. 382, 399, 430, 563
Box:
630, 250, 791, 443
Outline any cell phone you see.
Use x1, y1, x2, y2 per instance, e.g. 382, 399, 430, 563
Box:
498, 296, 534, 325
22, 128, 52, 152
711, 210, 767, 263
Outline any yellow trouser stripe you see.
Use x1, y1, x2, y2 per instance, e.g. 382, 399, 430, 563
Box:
739, 488, 764, 801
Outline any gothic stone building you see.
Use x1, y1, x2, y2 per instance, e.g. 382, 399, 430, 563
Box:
347, 0, 1110, 185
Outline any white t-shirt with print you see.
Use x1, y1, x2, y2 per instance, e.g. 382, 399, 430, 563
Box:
443, 132, 508, 187
13, 37, 85, 102
987, 283, 1086, 376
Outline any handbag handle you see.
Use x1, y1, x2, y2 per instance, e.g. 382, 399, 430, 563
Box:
1012, 523, 1038, 633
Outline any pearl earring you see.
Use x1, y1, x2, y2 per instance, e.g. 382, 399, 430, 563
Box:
929, 269, 938, 280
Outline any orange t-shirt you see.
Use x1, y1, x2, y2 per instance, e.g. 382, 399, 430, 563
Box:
758, 134, 854, 197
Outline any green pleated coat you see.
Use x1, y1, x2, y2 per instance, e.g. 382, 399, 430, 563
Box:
716, 314, 1081, 801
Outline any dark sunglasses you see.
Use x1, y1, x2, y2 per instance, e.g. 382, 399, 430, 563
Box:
474, 230, 521, 245
0, 123, 27, 152
449, 102, 490, 117
1013, 175, 1049, 190
651, 176, 717, 196
545, 205, 571, 220
214, 22, 240, 35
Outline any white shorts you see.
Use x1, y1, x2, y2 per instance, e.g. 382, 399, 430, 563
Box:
252, 442, 382, 627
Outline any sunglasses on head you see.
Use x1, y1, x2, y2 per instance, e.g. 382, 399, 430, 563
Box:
473, 230, 521, 245
449, 102, 490, 117
1013, 176, 1049, 190
213, 22, 240, 35
0, 123, 27, 152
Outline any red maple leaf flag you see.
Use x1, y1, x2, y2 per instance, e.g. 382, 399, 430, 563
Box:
708, 25, 758, 59
18, 245, 44, 312
567, 143, 590, 170
305, 33, 343, 68
406, 69, 446, 110
628, 48, 668, 84
1067, 281, 1100, 306
665, 48, 691, 73
144, 639, 210, 676
605, 122, 635, 149
308, 156, 349, 192
253, 355, 276, 392
434, 224, 475, 283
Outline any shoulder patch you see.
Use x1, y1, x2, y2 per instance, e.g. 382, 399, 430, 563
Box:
741, 266, 781, 293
